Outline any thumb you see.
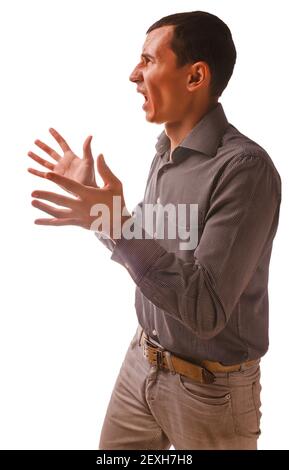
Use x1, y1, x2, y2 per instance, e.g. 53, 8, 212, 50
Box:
97, 154, 121, 187
83, 135, 93, 161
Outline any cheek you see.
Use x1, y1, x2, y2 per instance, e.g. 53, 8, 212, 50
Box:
146, 69, 185, 111
146, 70, 169, 102
159, 87, 183, 112
150, 83, 175, 108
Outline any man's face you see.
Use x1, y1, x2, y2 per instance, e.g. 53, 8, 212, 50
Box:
129, 25, 192, 124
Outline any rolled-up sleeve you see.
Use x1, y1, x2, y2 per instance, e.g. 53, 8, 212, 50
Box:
110, 153, 281, 339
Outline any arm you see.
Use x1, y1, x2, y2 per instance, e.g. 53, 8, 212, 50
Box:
109, 153, 281, 339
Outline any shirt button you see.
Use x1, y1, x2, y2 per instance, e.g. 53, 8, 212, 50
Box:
153, 232, 158, 239
152, 329, 157, 336
157, 197, 160, 204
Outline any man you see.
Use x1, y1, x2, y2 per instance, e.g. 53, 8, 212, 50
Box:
28, 11, 281, 450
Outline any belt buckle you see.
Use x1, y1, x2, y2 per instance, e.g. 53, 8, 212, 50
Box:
143, 337, 165, 368
155, 349, 164, 368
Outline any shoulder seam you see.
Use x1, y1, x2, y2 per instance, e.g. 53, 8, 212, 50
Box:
214, 151, 281, 202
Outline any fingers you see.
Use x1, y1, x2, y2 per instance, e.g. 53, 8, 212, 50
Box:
44, 172, 86, 197
96, 154, 122, 187
83, 135, 93, 161
34, 139, 61, 162
31, 189, 78, 208
34, 217, 83, 226
31, 199, 72, 218
27, 167, 49, 179
49, 128, 71, 153
27, 151, 55, 170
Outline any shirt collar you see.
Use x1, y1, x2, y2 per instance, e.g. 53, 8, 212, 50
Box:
155, 102, 229, 158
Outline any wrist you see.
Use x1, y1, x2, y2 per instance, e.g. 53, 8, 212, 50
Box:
111, 214, 132, 243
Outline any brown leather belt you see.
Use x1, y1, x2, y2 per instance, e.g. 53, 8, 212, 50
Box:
140, 330, 259, 385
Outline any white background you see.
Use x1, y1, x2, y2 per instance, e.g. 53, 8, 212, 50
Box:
0, 0, 288, 450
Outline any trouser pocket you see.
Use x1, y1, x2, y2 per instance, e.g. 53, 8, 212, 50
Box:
230, 370, 262, 438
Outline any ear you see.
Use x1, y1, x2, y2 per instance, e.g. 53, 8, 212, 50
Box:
187, 61, 210, 91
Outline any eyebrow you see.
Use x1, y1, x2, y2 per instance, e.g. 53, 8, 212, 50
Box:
141, 52, 156, 61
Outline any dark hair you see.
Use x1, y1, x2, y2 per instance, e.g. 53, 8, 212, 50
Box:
146, 11, 236, 97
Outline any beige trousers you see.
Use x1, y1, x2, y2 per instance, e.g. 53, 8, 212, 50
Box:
99, 325, 262, 450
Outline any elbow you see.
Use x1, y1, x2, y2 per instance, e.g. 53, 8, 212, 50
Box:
182, 291, 228, 340
194, 314, 227, 340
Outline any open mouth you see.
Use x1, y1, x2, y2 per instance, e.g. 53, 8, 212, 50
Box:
142, 95, 149, 109
140, 92, 148, 103
137, 88, 150, 109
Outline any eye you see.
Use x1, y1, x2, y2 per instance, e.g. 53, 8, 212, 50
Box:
141, 56, 151, 65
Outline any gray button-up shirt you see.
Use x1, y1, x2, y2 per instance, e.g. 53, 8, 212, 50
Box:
95, 103, 281, 365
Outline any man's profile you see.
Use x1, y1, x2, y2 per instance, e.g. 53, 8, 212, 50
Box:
28, 11, 281, 450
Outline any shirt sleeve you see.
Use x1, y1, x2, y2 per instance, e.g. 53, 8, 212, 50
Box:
93, 201, 143, 253
94, 232, 115, 252
110, 153, 281, 339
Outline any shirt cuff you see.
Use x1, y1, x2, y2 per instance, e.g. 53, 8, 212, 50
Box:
110, 222, 166, 285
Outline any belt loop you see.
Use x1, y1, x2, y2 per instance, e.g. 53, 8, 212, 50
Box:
239, 363, 244, 372
164, 351, 176, 375
138, 326, 144, 347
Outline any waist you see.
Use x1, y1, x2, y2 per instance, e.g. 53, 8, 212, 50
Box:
140, 327, 260, 374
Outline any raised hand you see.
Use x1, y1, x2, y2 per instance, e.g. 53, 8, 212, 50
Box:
27, 128, 97, 187
29, 153, 131, 240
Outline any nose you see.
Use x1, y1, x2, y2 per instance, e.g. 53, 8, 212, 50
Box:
129, 63, 142, 83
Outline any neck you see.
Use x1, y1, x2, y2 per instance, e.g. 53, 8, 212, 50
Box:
165, 99, 219, 161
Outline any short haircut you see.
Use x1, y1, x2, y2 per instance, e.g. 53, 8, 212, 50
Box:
146, 11, 237, 97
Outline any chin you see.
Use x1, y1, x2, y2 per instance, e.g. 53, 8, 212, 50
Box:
145, 113, 155, 123
143, 103, 160, 123
144, 112, 164, 124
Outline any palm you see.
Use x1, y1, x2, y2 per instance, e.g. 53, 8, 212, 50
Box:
53, 149, 96, 186
27, 128, 97, 188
